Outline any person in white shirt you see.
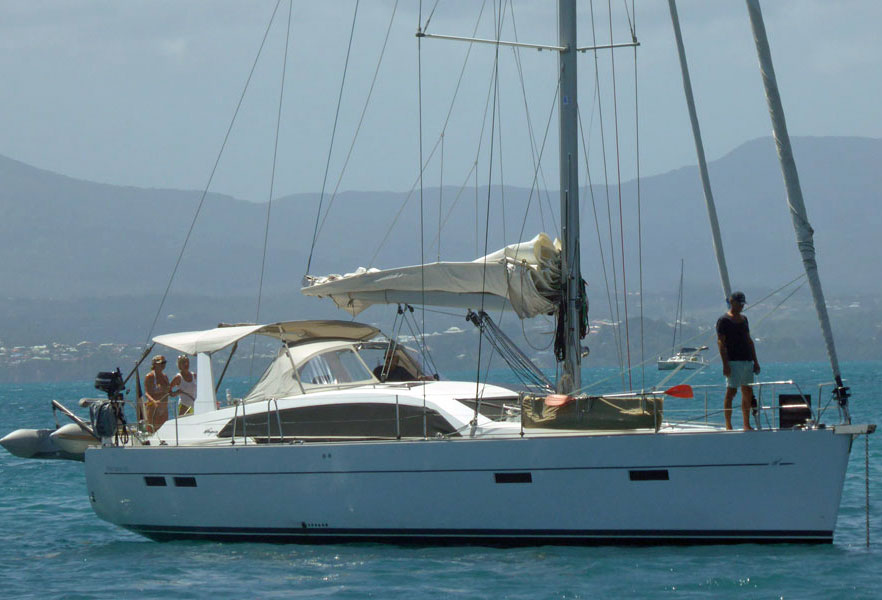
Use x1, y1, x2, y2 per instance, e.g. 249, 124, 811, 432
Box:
170, 355, 197, 416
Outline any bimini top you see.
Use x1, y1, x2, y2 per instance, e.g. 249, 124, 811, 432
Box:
153, 320, 380, 355
301, 233, 561, 319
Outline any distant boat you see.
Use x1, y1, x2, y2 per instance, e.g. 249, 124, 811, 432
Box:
658, 345, 709, 370
658, 260, 709, 370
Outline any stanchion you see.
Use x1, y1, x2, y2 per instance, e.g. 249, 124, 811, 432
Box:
866, 433, 871, 548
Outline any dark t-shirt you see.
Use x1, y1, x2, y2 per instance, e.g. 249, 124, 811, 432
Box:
716, 314, 753, 361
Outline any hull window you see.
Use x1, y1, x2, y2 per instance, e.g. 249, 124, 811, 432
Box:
629, 470, 669, 481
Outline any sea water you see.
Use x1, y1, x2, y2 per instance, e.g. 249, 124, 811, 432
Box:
1, 362, 881, 599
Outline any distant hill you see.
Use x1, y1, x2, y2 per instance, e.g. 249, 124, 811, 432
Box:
1, 135, 880, 376
2, 135, 879, 303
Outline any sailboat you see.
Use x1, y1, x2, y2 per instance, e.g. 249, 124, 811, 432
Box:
1, 1, 874, 545
658, 260, 708, 370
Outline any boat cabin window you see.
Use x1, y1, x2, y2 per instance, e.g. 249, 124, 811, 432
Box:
217, 402, 459, 440
298, 348, 374, 388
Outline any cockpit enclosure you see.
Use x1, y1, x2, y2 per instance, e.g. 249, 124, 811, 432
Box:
243, 340, 378, 402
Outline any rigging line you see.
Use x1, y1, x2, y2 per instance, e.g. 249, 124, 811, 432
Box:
369, 0, 489, 267
478, 0, 519, 401
577, 106, 622, 370
497, 67, 507, 249
588, 0, 625, 387
421, 306, 465, 318
521, 314, 555, 351
508, 30, 556, 240
577, 75, 619, 369
475, 165, 479, 256
315, 0, 400, 241
622, 0, 635, 38
429, 156, 478, 253
418, 0, 429, 409
304, 0, 360, 277
474, 0, 504, 421
515, 74, 561, 247
507, 0, 557, 239
403, 308, 440, 376
671, 259, 684, 352
438, 133, 443, 261
607, 0, 632, 391
251, 0, 294, 380
143, 0, 283, 346
632, 22, 645, 393
434, 13, 556, 257
746, 272, 806, 311
421, 0, 441, 33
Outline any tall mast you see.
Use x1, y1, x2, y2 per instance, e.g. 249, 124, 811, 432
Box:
668, 0, 731, 301
557, 0, 582, 394
745, 0, 850, 410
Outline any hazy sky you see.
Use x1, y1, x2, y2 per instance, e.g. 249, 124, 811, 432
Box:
1, 1, 879, 202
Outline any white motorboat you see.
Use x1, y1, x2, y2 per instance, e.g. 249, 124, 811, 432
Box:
2, 1, 874, 546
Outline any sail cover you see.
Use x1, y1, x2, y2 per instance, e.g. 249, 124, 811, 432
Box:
301, 233, 561, 319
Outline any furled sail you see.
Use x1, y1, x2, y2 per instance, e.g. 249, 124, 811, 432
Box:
301, 233, 561, 319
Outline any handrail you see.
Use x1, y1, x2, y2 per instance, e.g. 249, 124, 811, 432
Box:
266, 398, 283, 443
174, 397, 180, 446
231, 400, 239, 445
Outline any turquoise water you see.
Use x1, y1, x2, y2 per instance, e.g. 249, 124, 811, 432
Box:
1, 362, 880, 598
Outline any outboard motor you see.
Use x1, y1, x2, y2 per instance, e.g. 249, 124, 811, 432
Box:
91, 368, 127, 443
94, 368, 125, 400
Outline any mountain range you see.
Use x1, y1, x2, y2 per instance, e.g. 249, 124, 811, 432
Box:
0, 135, 879, 367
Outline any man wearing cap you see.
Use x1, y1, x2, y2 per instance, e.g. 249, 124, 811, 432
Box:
716, 291, 761, 430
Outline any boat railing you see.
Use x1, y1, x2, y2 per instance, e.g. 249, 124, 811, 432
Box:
230, 397, 247, 445
658, 379, 839, 431
174, 397, 180, 446
266, 398, 283, 443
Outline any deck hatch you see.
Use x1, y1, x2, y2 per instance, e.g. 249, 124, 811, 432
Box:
495, 472, 532, 484
144, 476, 167, 487
174, 476, 197, 487
629, 469, 669, 481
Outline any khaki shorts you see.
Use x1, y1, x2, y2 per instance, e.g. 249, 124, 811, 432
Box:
726, 360, 755, 389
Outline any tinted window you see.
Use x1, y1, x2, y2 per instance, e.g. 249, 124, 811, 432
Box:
218, 402, 458, 439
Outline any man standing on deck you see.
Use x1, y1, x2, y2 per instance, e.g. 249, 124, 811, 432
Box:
716, 291, 761, 430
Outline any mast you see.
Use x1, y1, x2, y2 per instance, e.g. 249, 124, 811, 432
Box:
668, 0, 731, 300
671, 258, 684, 354
557, 0, 582, 394
745, 0, 850, 410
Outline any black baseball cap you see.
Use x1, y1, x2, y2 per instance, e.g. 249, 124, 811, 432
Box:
728, 291, 747, 305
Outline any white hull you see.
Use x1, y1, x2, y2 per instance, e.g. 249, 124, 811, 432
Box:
85, 427, 851, 545
657, 359, 707, 371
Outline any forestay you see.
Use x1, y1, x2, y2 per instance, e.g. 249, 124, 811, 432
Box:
301, 233, 562, 319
